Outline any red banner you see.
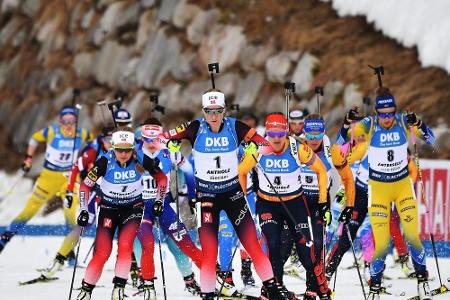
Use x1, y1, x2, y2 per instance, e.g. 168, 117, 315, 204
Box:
417, 159, 450, 241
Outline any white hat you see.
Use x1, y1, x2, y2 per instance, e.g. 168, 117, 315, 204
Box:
202, 91, 225, 108
289, 110, 305, 122
141, 124, 163, 138
112, 131, 135, 146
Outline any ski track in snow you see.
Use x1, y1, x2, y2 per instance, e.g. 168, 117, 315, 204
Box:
1, 236, 449, 299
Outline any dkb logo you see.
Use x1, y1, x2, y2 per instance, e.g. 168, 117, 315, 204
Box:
205, 137, 229, 147
380, 132, 400, 142
114, 170, 137, 180
265, 159, 289, 168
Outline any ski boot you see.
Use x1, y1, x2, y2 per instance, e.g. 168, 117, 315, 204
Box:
217, 271, 243, 297
241, 258, 256, 286
363, 262, 371, 284
417, 272, 432, 300
0, 231, 15, 254
67, 250, 77, 267
184, 273, 201, 295
141, 279, 156, 300
41, 253, 65, 278
399, 255, 416, 278
318, 290, 332, 300
111, 277, 126, 300
367, 282, 381, 300
77, 280, 95, 300
201, 292, 216, 300
262, 278, 290, 300
303, 290, 317, 300
130, 260, 141, 288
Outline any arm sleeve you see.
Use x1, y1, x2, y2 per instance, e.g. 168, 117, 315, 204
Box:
235, 120, 273, 155
238, 153, 258, 195
29, 126, 50, 146
402, 115, 435, 145
79, 156, 107, 208
177, 153, 197, 200
336, 119, 371, 145
331, 144, 355, 207
347, 142, 368, 165
143, 156, 168, 203
164, 121, 200, 145
67, 148, 98, 192
299, 144, 328, 204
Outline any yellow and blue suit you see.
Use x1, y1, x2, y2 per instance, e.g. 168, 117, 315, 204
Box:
0, 124, 91, 255
337, 113, 434, 284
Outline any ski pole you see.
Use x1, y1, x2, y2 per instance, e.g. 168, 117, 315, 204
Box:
410, 127, 449, 294
208, 63, 220, 89
68, 227, 84, 300
0, 170, 25, 202
156, 218, 167, 300
331, 267, 338, 298
82, 240, 95, 264
216, 243, 240, 300
345, 223, 367, 299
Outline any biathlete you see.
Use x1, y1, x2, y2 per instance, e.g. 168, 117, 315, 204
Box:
299, 114, 356, 300
0, 106, 91, 256
337, 87, 435, 300
238, 112, 332, 300
76, 127, 168, 300
132, 119, 202, 298
153, 89, 289, 300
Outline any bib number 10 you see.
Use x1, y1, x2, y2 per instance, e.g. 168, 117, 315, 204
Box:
387, 149, 394, 162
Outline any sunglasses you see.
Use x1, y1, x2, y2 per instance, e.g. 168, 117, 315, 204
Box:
377, 111, 395, 119
204, 108, 224, 115
266, 131, 287, 138
60, 119, 76, 125
113, 147, 133, 153
142, 136, 155, 143
102, 136, 112, 144
305, 132, 325, 140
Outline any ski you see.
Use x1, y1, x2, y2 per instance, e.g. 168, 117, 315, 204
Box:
406, 284, 450, 300
18, 275, 58, 285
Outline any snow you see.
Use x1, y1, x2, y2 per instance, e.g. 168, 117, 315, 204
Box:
2, 236, 450, 299
328, 0, 450, 74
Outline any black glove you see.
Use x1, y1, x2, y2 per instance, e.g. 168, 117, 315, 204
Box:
77, 210, 89, 227
21, 154, 33, 173
338, 206, 354, 224
318, 202, 332, 226
188, 198, 197, 215
343, 107, 360, 127
64, 190, 73, 209
406, 111, 421, 127
152, 200, 164, 217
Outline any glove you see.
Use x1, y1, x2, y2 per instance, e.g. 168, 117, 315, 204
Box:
406, 111, 421, 127
64, 190, 73, 209
77, 210, 89, 227
152, 200, 164, 217
21, 154, 33, 173
335, 189, 346, 206
318, 202, 332, 226
188, 198, 197, 215
343, 107, 360, 128
338, 206, 354, 224
243, 141, 258, 156
167, 140, 181, 153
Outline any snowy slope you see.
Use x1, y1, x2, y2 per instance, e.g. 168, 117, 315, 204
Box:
329, 0, 450, 74
2, 236, 450, 300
